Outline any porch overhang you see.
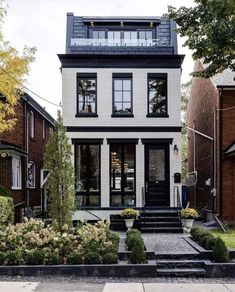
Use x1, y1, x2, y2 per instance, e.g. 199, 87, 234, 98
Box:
0, 142, 28, 157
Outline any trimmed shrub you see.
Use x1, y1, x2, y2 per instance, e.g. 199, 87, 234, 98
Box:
25, 249, 44, 265
212, 237, 229, 263
190, 227, 201, 239
0, 196, 14, 226
67, 252, 83, 265
5, 249, 22, 265
102, 252, 118, 264
197, 230, 211, 245
126, 228, 141, 237
129, 238, 146, 264
126, 233, 144, 251
0, 252, 5, 265
201, 234, 217, 250
106, 230, 119, 251
83, 251, 101, 264
45, 251, 60, 265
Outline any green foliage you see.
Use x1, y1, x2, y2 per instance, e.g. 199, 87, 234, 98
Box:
0, 185, 11, 196
83, 251, 101, 264
102, 252, 118, 264
44, 112, 75, 230
129, 238, 146, 264
45, 251, 61, 265
25, 249, 44, 265
212, 237, 229, 263
0, 251, 5, 264
67, 251, 83, 265
106, 230, 120, 252
5, 249, 22, 265
126, 228, 141, 237
191, 227, 217, 250
0, 195, 14, 225
167, 0, 235, 78
126, 233, 144, 251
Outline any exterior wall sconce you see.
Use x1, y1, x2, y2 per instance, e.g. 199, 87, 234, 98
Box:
0, 152, 8, 158
120, 21, 124, 26
173, 144, 179, 155
91, 21, 94, 27
150, 21, 153, 27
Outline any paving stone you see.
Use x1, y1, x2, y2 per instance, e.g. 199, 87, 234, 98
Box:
103, 283, 143, 292
144, 283, 230, 292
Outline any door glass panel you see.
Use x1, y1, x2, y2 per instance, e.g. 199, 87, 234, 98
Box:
123, 144, 135, 192
111, 145, 122, 191
148, 148, 165, 182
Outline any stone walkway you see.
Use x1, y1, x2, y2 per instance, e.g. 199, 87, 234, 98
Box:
142, 233, 197, 254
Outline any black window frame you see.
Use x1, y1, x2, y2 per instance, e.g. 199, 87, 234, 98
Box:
112, 73, 134, 118
147, 73, 168, 118
76, 73, 98, 117
74, 140, 102, 207
108, 139, 137, 207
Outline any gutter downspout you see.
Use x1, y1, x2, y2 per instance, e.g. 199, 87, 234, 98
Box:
212, 106, 217, 212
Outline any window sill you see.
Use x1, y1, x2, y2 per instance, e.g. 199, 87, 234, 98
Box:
12, 187, 22, 191
146, 114, 169, 118
75, 113, 98, 118
111, 114, 134, 118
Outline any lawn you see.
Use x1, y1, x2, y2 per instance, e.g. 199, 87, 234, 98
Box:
211, 229, 235, 249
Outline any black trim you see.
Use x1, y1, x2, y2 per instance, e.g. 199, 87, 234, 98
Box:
147, 73, 168, 117
111, 114, 134, 118
107, 139, 138, 144
112, 74, 133, 116
141, 138, 173, 144
76, 73, 97, 117
72, 139, 103, 144
146, 113, 169, 118
75, 113, 98, 118
58, 54, 185, 69
109, 143, 136, 207
66, 126, 181, 132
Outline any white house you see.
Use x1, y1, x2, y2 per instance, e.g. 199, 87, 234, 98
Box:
58, 14, 184, 228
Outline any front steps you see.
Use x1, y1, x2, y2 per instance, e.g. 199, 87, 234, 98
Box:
140, 208, 184, 233
156, 253, 206, 277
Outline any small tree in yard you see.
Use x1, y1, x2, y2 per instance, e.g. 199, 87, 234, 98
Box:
44, 112, 75, 230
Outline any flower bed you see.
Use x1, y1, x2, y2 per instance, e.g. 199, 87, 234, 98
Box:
0, 218, 119, 265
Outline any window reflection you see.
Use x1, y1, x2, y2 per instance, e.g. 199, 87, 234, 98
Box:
78, 78, 96, 114
148, 77, 167, 115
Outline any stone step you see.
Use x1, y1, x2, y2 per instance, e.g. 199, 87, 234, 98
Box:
141, 227, 184, 233
141, 222, 182, 227
156, 253, 200, 260
156, 259, 204, 269
139, 216, 180, 221
157, 268, 206, 277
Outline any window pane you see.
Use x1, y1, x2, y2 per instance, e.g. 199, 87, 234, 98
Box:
123, 80, 131, 91
149, 149, 165, 181
114, 79, 122, 90
124, 195, 135, 206
123, 91, 131, 102
78, 78, 96, 114
114, 102, 123, 113
111, 145, 122, 191
114, 91, 122, 102
148, 78, 167, 114
146, 31, 153, 39
139, 31, 145, 39
123, 103, 131, 113
123, 144, 135, 192
111, 195, 122, 206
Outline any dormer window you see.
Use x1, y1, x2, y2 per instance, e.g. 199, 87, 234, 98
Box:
76, 73, 97, 117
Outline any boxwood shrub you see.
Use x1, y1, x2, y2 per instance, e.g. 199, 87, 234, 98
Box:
102, 252, 118, 264
84, 251, 101, 264
67, 251, 83, 265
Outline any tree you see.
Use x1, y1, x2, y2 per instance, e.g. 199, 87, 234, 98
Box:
0, 0, 36, 134
167, 0, 235, 78
44, 112, 75, 230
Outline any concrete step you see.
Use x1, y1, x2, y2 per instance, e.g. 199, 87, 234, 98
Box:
156, 253, 200, 260
139, 216, 180, 221
141, 222, 182, 227
157, 268, 206, 277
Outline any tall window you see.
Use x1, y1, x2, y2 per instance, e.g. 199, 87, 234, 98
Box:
139, 30, 153, 46
77, 74, 97, 116
123, 31, 137, 46
108, 31, 121, 45
109, 142, 136, 206
113, 74, 132, 116
30, 111, 35, 138
12, 156, 21, 189
92, 30, 106, 45
75, 143, 100, 206
28, 161, 36, 188
147, 74, 167, 116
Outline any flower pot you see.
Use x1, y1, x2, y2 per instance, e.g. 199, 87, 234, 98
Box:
185, 219, 194, 231
124, 218, 134, 230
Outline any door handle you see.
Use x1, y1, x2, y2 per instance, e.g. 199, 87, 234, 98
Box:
145, 182, 148, 192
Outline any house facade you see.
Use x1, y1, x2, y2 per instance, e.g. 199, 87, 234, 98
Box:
0, 93, 54, 222
59, 14, 184, 220
187, 60, 235, 223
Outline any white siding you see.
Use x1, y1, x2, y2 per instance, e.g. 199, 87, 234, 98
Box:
62, 68, 181, 127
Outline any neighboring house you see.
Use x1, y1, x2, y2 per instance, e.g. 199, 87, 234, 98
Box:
0, 93, 54, 222
187, 60, 235, 223
58, 13, 184, 223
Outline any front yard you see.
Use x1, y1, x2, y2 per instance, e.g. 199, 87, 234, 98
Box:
211, 229, 235, 249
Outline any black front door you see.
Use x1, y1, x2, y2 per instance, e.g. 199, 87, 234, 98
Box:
145, 144, 170, 206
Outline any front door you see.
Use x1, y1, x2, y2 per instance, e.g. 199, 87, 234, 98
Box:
145, 144, 170, 206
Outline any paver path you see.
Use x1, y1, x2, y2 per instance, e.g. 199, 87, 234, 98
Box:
142, 233, 197, 254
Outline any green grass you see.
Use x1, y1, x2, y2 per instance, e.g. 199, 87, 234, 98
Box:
211, 229, 235, 249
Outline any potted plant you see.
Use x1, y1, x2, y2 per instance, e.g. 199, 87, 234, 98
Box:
181, 208, 198, 231
121, 208, 138, 230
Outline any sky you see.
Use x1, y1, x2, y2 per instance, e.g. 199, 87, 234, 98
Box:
3, 0, 195, 118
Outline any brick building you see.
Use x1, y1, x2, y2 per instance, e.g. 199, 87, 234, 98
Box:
187, 60, 235, 223
0, 93, 54, 222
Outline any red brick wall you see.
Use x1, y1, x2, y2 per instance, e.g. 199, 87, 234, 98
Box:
220, 90, 235, 222
187, 60, 219, 211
